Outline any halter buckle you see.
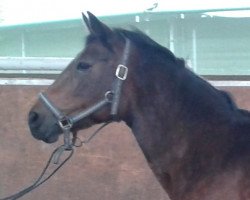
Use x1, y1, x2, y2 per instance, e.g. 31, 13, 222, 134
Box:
58, 117, 72, 130
116, 65, 128, 80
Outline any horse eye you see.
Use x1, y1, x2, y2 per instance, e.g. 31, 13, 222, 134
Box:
77, 62, 92, 71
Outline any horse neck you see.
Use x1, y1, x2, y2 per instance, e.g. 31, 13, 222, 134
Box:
126, 62, 190, 164
124, 61, 236, 196
126, 60, 235, 150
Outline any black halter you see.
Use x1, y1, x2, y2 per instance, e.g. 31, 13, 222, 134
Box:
39, 38, 131, 150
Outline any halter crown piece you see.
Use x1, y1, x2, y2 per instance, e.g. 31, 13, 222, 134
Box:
39, 38, 131, 154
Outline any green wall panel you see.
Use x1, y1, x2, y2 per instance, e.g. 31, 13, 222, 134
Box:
0, 30, 22, 57
0, 13, 250, 75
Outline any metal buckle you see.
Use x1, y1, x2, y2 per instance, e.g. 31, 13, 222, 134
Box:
116, 65, 128, 80
58, 117, 72, 130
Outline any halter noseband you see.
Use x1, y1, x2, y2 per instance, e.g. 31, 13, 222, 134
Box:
39, 38, 131, 150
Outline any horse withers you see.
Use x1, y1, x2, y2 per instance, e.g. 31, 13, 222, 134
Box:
28, 12, 250, 200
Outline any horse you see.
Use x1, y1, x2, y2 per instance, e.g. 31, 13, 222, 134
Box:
28, 12, 250, 200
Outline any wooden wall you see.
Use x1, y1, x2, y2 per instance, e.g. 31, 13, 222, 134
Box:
1, 85, 250, 200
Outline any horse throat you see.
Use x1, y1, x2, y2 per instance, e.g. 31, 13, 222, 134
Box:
128, 104, 189, 195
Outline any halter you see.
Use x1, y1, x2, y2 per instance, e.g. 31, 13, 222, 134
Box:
39, 38, 131, 151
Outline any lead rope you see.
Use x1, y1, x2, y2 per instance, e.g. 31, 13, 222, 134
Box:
0, 122, 111, 200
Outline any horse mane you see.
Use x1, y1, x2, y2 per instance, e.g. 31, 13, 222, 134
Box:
114, 28, 182, 65
113, 28, 242, 113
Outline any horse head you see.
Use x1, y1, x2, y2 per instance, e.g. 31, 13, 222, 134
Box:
28, 12, 136, 143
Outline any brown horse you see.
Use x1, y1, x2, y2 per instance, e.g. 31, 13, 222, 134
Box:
28, 12, 250, 200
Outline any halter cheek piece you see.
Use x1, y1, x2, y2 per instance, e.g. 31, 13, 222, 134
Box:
39, 38, 131, 151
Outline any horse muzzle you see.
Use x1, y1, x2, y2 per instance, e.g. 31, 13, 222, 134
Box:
28, 109, 61, 143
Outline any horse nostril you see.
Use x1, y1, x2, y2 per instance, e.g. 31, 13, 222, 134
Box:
29, 111, 39, 124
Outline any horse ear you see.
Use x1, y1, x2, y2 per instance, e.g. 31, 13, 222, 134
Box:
82, 11, 113, 38
82, 12, 91, 31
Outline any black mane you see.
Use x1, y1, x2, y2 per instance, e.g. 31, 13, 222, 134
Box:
114, 28, 180, 64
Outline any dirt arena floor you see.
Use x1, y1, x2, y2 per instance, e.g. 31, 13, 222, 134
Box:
1, 85, 250, 200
